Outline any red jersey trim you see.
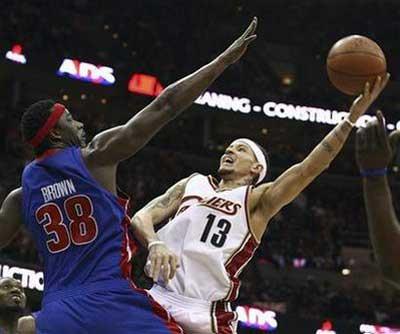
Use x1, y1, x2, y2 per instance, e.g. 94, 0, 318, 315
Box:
224, 233, 259, 301
244, 185, 260, 243
211, 301, 236, 334
207, 175, 219, 190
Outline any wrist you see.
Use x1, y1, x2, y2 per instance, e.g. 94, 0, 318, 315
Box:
344, 118, 355, 128
217, 52, 233, 67
346, 114, 358, 126
148, 240, 165, 250
360, 167, 388, 177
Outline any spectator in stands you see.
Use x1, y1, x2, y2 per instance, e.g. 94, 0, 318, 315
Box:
0, 277, 34, 334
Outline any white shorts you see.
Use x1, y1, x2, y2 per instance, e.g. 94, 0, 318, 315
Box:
149, 285, 238, 334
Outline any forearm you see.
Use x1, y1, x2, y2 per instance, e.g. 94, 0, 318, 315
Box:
131, 213, 160, 247
363, 176, 400, 282
302, 120, 353, 177
130, 179, 186, 246
159, 55, 229, 118
87, 57, 229, 164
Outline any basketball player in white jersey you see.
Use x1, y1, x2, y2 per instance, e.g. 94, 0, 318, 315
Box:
131, 74, 389, 334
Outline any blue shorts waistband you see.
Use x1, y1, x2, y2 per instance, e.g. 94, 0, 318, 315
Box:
43, 278, 132, 305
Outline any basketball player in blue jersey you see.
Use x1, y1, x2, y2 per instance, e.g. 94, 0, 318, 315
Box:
131, 75, 389, 333
0, 18, 258, 334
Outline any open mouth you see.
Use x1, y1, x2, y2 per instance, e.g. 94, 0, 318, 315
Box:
10, 294, 23, 303
222, 155, 235, 165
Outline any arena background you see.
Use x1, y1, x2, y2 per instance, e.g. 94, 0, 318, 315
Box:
1, 0, 400, 333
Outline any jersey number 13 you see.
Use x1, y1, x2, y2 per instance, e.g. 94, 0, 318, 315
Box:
200, 213, 231, 248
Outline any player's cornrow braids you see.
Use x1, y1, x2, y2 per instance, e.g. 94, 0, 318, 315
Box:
21, 99, 56, 155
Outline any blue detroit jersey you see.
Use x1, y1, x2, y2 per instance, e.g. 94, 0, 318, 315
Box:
21, 147, 134, 298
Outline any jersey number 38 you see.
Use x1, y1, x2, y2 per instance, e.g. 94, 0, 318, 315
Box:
35, 195, 99, 253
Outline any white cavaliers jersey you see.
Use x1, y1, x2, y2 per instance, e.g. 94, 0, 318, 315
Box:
156, 174, 259, 302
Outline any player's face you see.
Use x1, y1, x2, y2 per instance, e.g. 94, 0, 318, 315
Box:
0, 278, 26, 310
218, 141, 261, 183
56, 109, 87, 147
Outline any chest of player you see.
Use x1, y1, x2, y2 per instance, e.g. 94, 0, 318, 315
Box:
173, 188, 250, 252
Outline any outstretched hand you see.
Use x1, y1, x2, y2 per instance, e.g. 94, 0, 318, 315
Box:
356, 110, 393, 170
349, 73, 390, 124
145, 243, 179, 283
220, 17, 258, 65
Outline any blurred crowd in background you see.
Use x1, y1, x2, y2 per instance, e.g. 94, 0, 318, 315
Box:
1, 0, 400, 327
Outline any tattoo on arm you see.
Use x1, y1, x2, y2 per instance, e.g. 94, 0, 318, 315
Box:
333, 128, 345, 142
143, 182, 185, 211
321, 140, 334, 153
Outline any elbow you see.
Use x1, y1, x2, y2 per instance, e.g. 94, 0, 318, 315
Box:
155, 87, 177, 118
130, 214, 143, 231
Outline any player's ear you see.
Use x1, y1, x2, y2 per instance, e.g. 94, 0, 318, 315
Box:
49, 128, 62, 142
250, 162, 263, 176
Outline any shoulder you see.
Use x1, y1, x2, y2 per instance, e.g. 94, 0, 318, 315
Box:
172, 176, 193, 191
81, 126, 125, 164
5, 188, 23, 206
10, 187, 23, 198
178, 173, 204, 186
17, 315, 36, 334
248, 182, 273, 212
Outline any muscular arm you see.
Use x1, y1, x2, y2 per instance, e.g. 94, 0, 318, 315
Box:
0, 188, 23, 249
256, 75, 389, 224
84, 19, 257, 166
363, 176, 400, 288
260, 119, 353, 218
131, 178, 188, 246
356, 111, 400, 288
84, 59, 228, 165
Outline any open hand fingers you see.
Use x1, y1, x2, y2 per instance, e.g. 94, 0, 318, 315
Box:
364, 121, 378, 150
363, 81, 371, 99
244, 34, 257, 44
151, 254, 162, 282
371, 73, 390, 98
370, 75, 382, 98
162, 255, 170, 283
356, 127, 368, 152
242, 17, 258, 39
375, 110, 389, 148
169, 255, 179, 280
382, 72, 390, 90
389, 130, 400, 152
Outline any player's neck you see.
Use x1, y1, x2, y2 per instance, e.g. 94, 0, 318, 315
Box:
218, 178, 250, 191
0, 314, 18, 334
35, 143, 71, 159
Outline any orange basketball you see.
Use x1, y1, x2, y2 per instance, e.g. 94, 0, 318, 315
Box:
327, 35, 386, 95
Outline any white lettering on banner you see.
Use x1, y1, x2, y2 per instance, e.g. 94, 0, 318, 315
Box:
236, 306, 278, 331
0, 264, 44, 291
58, 59, 115, 85
5, 51, 27, 64
195, 92, 251, 114
59, 59, 77, 76
360, 323, 400, 334
195, 91, 398, 130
